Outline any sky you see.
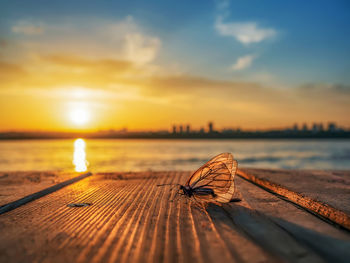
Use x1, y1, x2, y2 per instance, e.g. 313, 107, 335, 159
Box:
0, 0, 349, 131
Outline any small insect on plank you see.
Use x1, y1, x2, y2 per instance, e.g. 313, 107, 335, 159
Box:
159, 153, 238, 203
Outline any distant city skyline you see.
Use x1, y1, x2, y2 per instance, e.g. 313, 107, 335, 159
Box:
1, 121, 348, 140
168, 121, 348, 135
1, 120, 348, 133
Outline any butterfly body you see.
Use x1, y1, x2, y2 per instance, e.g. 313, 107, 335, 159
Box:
180, 185, 217, 198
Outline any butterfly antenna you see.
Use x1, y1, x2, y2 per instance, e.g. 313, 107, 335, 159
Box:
157, 183, 182, 193
156, 183, 181, 187
170, 184, 181, 191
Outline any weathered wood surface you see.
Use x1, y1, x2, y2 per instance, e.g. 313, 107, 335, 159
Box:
238, 169, 350, 230
0, 172, 92, 214
0, 171, 81, 206
0, 170, 349, 263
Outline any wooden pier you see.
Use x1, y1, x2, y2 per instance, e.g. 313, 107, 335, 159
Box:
0, 169, 349, 263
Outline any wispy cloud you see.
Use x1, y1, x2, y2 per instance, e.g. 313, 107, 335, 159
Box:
123, 33, 161, 65
215, 16, 276, 45
103, 16, 161, 65
42, 54, 134, 72
12, 21, 44, 35
230, 55, 255, 71
10, 16, 161, 68
0, 61, 27, 86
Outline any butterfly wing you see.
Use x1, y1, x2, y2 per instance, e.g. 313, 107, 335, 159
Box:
186, 152, 234, 186
187, 153, 238, 203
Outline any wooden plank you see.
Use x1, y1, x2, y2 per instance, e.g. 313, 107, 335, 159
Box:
238, 168, 350, 230
274, 219, 350, 263
234, 176, 350, 263
0, 172, 92, 214
0, 172, 278, 263
0, 171, 83, 206
236, 177, 350, 240
223, 202, 323, 263
0, 171, 348, 263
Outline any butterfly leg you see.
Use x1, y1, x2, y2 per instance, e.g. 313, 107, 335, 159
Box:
170, 189, 179, 202
170, 189, 183, 202
191, 196, 205, 210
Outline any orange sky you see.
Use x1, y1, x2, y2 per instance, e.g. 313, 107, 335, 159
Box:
0, 8, 349, 132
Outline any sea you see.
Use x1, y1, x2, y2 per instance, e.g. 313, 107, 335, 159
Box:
0, 139, 349, 172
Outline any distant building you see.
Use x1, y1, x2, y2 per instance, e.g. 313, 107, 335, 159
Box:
302, 123, 308, 131
328, 122, 337, 132
172, 125, 177, 134
179, 125, 183, 134
208, 122, 214, 133
199, 127, 204, 133
318, 123, 324, 132
222, 128, 233, 134
312, 123, 319, 133
293, 123, 298, 131
186, 125, 191, 133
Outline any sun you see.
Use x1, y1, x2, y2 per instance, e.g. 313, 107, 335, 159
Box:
69, 108, 90, 125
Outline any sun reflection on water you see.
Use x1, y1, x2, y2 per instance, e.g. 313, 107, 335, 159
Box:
73, 138, 88, 172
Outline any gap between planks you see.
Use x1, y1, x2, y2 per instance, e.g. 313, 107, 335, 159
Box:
237, 169, 350, 231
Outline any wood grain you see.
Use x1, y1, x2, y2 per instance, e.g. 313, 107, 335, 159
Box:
238, 168, 350, 230
0, 171, 349, 263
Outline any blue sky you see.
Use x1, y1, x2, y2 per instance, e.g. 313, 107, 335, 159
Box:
0, 0, 349, 130
1, 0, 349, 84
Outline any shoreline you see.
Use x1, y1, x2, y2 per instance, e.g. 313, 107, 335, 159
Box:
1, 135, 350, 140
0, 135, 350, 142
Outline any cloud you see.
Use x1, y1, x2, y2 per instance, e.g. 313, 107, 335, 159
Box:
123, 33, 161, 65
2, 54, 349, 111
0, 61, 25, 74
0, 55, 134, 91
142, 75, 259, 96
43, 54, 134, 73
12, 21, 44, 35
215, 16, 276, 44
230, 55, 255, 71
10, 16, 161, 67
102, 16, 161, 65
0, 39, 7, 48
299, 83, 350, 93
296, 83, 350, 104
0, 61, 27, 85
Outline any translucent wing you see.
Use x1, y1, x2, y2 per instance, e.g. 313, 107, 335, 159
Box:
186, 153, 235, 185
187, 153, 238, 203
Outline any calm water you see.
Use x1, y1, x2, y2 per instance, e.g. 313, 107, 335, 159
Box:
0, 139, 349, 172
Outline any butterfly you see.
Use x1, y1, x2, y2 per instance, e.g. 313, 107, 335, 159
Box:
178, 153, 238, 203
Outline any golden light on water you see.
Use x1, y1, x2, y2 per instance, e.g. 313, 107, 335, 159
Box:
73, 138, 88, 172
